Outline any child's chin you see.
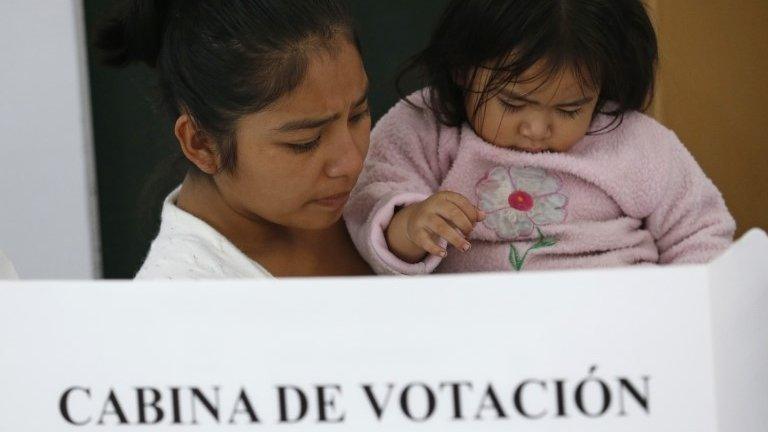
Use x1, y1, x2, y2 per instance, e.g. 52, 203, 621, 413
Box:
510, 144, 548, 153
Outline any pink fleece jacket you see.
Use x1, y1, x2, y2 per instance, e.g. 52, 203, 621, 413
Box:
344, 92, 736, 275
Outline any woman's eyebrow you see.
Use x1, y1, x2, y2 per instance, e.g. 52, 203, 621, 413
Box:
353, 83, 370, 109
276, 114, 340, 132
276, 84, 370, 132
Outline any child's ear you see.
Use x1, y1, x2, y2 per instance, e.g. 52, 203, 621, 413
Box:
175, 114, 221, 175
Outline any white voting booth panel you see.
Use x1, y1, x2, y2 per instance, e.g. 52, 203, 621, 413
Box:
0, 230, 766, 432
0, 0, 99, 279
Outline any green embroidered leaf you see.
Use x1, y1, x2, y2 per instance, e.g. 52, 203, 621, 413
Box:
538, 237, 558, 248
509, 244, 524, 271
507, 228, 559, 272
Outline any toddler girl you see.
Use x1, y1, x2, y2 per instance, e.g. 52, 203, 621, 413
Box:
345, 0, 735, 274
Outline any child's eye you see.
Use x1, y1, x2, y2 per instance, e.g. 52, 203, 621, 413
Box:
500, 99, 525, 112
287, 137, 320, 154
557, 108, 583, 119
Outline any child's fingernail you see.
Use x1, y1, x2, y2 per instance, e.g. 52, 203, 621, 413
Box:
478, 211, 486, 220
439, 250, 447, 257
462, 243, 471, 252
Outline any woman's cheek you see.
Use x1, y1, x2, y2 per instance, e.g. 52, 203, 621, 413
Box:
354, 131, 372, 164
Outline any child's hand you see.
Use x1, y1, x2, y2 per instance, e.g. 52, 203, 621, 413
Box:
385, 191, 486, 263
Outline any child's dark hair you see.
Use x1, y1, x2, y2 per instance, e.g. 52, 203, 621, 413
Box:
397, 0, 658, 132
96, 0, 360, 171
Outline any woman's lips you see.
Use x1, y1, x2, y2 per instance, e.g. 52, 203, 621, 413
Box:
313, 192, 351, 209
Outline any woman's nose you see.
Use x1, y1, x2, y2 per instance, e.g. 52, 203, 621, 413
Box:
324, 128, 364, 179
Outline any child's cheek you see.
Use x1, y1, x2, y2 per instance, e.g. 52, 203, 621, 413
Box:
472, 104, 520, 147
555, 118, 592, 152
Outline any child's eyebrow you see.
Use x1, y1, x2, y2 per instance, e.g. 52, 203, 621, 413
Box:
500, 89, 540, 105
499, 89, 593, 107
557, 96, 594, 107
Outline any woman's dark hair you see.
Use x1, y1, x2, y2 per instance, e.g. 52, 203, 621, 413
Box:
97, 0, 359, 171
397, 0, 658, 132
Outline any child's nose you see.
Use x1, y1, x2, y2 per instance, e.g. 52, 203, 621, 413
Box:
519, 115, 552, 140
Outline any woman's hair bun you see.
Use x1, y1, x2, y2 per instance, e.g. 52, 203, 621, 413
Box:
96, 0, 173, 68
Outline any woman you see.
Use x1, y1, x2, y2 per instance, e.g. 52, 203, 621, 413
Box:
98, 0, 373, 278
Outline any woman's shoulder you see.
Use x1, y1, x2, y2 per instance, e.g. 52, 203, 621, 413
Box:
135, 233, 259, 280
135, 189, 271, 280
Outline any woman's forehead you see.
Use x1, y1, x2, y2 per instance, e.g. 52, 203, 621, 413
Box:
280, 43, 365, 107
239, 41, 368, 131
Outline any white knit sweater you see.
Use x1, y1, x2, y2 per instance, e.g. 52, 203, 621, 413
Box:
136, 188, 272, 280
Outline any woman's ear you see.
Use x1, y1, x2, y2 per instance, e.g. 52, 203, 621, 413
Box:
175, 114, 220, 175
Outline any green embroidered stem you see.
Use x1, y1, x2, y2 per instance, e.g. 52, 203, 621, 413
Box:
508, 227, 558, 271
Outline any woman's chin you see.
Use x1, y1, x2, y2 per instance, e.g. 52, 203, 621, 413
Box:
288, 208, 345, 231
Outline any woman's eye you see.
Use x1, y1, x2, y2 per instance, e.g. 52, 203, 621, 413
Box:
350, 107, 371, 123
287, 138, 320, 154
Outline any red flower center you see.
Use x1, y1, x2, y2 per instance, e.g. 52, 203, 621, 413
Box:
508, 190, 534, 212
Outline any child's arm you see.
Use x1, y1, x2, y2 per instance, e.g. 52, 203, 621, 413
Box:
644, 131, 736, 264
344, 100, 480, 274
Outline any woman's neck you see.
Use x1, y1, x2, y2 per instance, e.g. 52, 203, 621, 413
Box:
176, 173, 284, 247
174, 174, 371, 277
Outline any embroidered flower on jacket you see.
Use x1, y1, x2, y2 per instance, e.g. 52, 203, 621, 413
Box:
475, 166, 568, 271
476, 166, 568, 239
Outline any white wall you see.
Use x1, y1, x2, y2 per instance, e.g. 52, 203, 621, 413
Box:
0, 0, 99, 278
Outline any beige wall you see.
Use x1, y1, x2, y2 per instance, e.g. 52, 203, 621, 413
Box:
649, 0, 768, 236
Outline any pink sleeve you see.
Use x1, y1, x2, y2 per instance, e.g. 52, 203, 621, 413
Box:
644, 131, 736, 264
344, 98, 452, 275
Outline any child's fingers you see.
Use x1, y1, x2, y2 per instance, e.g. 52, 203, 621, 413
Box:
427, 215, 471, 252
443, 192, 486, 222
411, 229, 447, 257
436, 202, 474, 235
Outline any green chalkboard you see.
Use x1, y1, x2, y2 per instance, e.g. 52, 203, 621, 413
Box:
83, 0, 449, 278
